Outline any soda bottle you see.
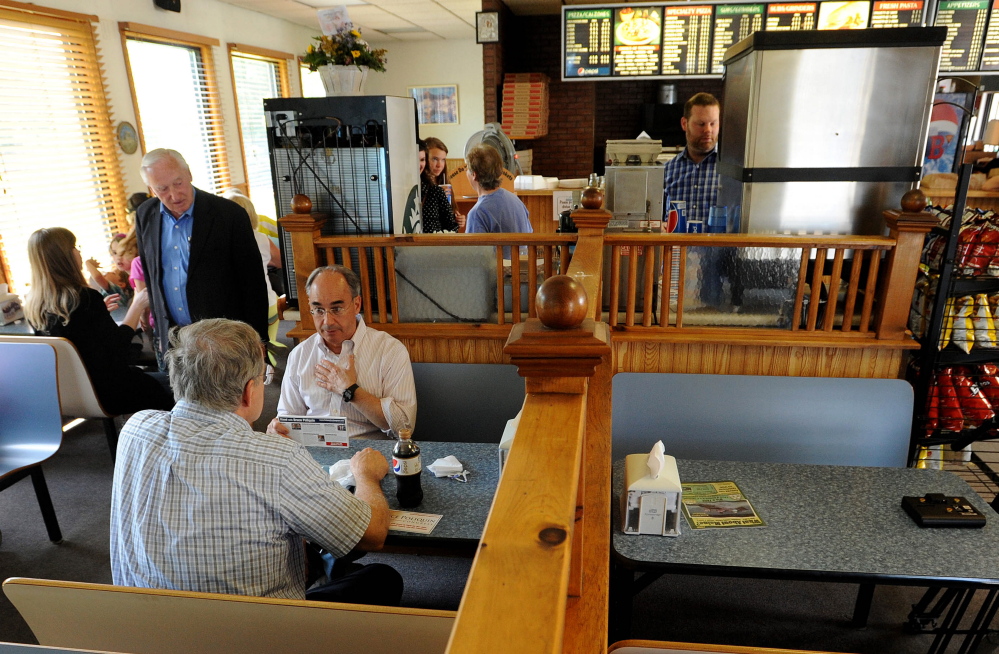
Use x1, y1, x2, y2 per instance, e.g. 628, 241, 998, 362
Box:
392, 428, 423, 508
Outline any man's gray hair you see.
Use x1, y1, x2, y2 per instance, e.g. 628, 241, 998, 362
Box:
165, 319, 263, 411
306, 265, 361, 299
140, 148, 191, 184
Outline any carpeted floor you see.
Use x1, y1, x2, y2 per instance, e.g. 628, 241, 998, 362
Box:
2, 320, 999, 652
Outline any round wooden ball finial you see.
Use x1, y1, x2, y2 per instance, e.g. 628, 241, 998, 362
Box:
580, 186, 604, 210
536, 275, 588, 330
291, 194, 313, 214
900, 189, 927, 213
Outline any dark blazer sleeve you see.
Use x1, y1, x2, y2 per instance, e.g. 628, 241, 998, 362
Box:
134, 198, 171, 358
186, 189, 269, 342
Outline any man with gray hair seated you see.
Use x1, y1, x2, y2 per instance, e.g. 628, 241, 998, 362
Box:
110, 318, 403, 605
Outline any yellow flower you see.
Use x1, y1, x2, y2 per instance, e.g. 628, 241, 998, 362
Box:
351, 50, 361, 58
307, 45, 314, 53
350, 29, 361, 37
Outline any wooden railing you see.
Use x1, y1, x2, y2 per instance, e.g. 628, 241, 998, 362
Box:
602, 233, 890, 335
278, 202, 935, 652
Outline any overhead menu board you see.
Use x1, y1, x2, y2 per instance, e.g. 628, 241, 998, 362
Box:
934, 0, 989, 70
612, 6, 663, 76
981, 0, 999, 67
661, 5, 714, 73
766, 2, 818, 29
565, 8, 613, 77
711, 4, 766, 71
870, 0, 924, 26
561, 1, 992, 80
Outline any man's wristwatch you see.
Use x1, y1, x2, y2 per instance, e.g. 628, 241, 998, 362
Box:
342, 383, 359, 403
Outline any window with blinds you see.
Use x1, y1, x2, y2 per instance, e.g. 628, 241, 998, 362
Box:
229, 44, 291, 222
300, 61, 326, 98
0, 2, 127, 292
120, 23, 230, 195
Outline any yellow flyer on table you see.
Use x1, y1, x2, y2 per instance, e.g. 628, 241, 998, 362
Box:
388, 510, 443, 534
680, 481, 766, 529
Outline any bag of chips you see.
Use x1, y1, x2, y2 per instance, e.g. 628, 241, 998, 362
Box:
974, 293, 998, 348
952, 366, 995, 427
950, 296, 975, 353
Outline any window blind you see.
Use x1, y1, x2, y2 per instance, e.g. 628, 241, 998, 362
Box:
229, 45, 291, 222
121, 23, 231, 195
0, 2, 127, 292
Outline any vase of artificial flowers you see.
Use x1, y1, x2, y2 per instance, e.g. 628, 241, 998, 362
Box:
303, 29, 387, 96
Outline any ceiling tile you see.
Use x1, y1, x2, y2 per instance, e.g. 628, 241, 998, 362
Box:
390, 31, 445, 41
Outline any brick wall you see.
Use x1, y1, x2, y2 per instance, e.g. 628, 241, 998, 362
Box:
486, 8, 726, 179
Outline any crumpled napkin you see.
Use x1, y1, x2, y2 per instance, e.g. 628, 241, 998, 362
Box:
328, 459, 354, 488
427, 455, 466, 478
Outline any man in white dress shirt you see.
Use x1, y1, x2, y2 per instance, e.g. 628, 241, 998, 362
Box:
268, 265, 416, 440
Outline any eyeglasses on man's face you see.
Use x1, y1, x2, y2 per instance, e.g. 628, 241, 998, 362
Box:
310, 306, 351, 318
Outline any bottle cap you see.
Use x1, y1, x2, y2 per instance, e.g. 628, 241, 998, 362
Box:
399, 428, 412, 440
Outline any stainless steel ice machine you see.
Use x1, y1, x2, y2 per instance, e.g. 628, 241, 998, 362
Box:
718, 28, 946, 235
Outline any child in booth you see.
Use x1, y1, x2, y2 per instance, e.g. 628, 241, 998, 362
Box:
85, 233, 133, 308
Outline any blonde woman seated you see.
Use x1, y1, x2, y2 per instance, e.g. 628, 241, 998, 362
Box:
25, 227, 173, 415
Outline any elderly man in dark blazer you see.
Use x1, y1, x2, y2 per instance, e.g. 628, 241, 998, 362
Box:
135, 148, 268, 363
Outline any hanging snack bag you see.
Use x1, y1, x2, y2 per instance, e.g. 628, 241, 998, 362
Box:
957, 224, 988, 276
974, 293, 998, 348
950, 295, 975, 353
922, 232, 946, 270
936, 368, 965, 432
978, 363, 999, 406
924, 380, 940, 436
939, 296, 956, 350
952, 367, 995, 427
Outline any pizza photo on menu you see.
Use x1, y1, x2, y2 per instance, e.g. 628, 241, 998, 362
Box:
817, 0, 870, 29
615, 7, 662, 46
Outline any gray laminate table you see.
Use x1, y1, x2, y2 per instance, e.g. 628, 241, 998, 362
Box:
308, 440, 498, 554
611, 459, 999, 653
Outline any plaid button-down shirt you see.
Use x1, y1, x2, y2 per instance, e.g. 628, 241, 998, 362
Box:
111, 401, 370, 599
662, 147, 719, 225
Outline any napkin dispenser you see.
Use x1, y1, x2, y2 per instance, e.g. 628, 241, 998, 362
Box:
0, 284, 24, 325
622, 441, 681, 537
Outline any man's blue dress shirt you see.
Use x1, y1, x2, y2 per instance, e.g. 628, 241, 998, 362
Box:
159, 198, 195, 326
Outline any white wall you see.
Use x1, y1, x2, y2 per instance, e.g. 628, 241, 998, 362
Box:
363, 39, 485, 156
35, 0, 316, 194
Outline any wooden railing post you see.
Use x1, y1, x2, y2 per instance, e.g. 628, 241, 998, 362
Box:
277, 212, 325, 330
568, 202, 611, 321
875, 196, 937, 340
446, 261, 611, 654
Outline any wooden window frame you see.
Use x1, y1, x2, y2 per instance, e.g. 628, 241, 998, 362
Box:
118, 22, 231, 191
0, 0, 127, 290
227, 43, 292, 197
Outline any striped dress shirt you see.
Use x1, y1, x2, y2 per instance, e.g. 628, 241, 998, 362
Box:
110, 401, 370, 599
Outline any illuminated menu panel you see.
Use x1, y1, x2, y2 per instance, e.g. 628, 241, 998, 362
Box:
817, 1, 871, 28
565, 8, 613, 77
869, 0, 924, 27
613, 6, 664, 76
765, 2, 818, 30
935, 0, 989, 70
661, 5, 714, 74
711, 4, 765, 72
980, 0, 999, 68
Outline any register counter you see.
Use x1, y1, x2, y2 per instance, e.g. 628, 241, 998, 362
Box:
454, 189, 561, 234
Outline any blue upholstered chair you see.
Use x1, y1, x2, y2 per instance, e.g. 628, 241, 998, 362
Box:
0, 341, 64, 543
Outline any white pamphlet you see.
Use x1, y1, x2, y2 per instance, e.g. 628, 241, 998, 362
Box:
278, 415, 349, 447
388, 510, 442, 534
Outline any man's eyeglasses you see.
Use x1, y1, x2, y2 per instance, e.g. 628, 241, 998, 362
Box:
310, 306, 350, 318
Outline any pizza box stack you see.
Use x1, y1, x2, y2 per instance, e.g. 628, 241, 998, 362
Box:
501, 73, 548, 140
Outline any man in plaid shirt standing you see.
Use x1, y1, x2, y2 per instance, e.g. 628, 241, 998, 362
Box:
663, 92, 722, 305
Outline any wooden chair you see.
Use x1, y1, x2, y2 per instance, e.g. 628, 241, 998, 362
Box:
0, 343, 63, 543
0, 336, 119, 460
609, 640, 850, 654
3, 577, 456, 654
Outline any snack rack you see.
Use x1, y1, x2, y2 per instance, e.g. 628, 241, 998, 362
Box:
909, 164, 999, 502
